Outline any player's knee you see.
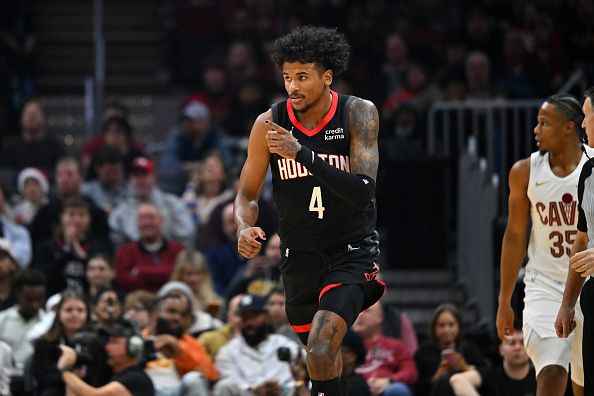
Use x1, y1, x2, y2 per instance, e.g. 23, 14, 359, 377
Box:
538, 364, 567, 381
306, 338, 335, 370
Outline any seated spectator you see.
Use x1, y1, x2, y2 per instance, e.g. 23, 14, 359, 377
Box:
157, 281, 223, 337
58, 318, 154, 396
81, 146, 128, 214
0, 239, 18, 311
29, 157, 109, 246
159, 100, 232, 194
265, 287, 301, 344
381, 304, 419, 355
12, 167, 49, 225
115, 202, 186, 293
213, 294, 303, 396
143, 291, 218, 395
0, 270, 46, 371
225, 232, 281, 299
25, 293, 62, 344
0, 183, 32, 268
489, 328, 535, 396
83, 116, 145, 180
170, 250, 223, 316
182, 152, 235, 227
93, 287, 123, 330
85, 254, 117, 301
30, 288, 93, 396
109, 157, 194, 248
34, 196, 111, 296
124, 290, 156, 333
353, 302, 418, 396
198, 293, 243, 361
341, 329, 372, 396
0, 99, 65, 175
206, 202, 247, 296
414, 304, 491, 396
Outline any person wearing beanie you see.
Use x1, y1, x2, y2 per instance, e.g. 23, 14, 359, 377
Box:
13, 167, 49, 225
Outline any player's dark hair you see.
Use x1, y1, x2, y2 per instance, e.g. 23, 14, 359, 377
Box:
585, 86, 594, 109
271, 26, 350, 75
545, 94, 584, 134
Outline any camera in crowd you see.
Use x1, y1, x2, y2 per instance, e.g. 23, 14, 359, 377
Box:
68, 331, 103, 369
277, 346, 303, 363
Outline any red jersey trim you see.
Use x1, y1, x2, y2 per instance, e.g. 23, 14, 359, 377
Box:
290, 323, 312, 333
286, 90, 339, 137
318, 282, 343, 303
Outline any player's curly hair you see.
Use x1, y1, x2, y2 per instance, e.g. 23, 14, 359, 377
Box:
271, 26, 350, 75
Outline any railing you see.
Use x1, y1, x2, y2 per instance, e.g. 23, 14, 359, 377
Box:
427, 99, 542, 210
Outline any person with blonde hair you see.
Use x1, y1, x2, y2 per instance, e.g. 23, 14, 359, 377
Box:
171, 250, 222, 316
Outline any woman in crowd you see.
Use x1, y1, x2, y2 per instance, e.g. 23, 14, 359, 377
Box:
414, 303, 491, 396
124, 289, 156, 333
92, 287, 123, 329
30, 289, 93, 396
85, 253, 117, 301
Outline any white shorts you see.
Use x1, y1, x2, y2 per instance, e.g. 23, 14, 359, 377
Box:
523, 271, 584, 385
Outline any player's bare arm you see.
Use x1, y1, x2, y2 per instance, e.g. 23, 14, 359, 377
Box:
235, 111, 272, 259
348, 98, 379, 181
496, 158, 530, 340
556, 230, 589, 337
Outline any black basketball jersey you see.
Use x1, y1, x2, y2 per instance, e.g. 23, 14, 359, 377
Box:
270, 91, 378, 250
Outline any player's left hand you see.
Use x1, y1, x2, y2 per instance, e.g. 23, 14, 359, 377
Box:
570, 248, 594, 277
265, 120, 301, 160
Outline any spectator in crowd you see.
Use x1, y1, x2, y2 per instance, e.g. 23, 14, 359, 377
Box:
25, 293, 62, 345
464, 51, 498, 100
109, 156, 195, 248
381, 34, 411, 100
353, 301, 418, 396
82, 116, 145, 180
213, 294, 304, 396
85, 254, 117, 301
383, 62, 442, 116
159, 100, 232, 194
224, 79, 269, 137
114, 202, 186, 293
0, 269, 46, 370
34, 196, 111, 296
226, 232, 282, 299
0, 239, 19, 311
198, 293, 243, 361
182, 152, 235, 227
143, 291, 218, 395
380, 304, 419, 355
206, 202, 246, 296
0, 182, 31, 268
0, 99, 65, 174
170, 250, 223, 316
124, 290, 156, 333
187, 62, 234, 128
12, 167, 49, 226
414, 304, 491, 396
379, 102, 425, 162
489, 328, 535, 396
341, 329, 372, 396
30, 288, 93, 396
93, 287, 123, 330
57, 319, 155, 396
29, 157, 110, 245
265, 287, 301, 344
157, 281, 222, 338
81, 146, 127, 214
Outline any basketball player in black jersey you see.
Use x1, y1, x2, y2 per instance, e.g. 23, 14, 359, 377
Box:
235, 26, 385, 396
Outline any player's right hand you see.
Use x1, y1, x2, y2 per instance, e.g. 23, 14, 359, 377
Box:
495, 303, 514, 341
237, 226, 266, 259
555, 305, 576, 338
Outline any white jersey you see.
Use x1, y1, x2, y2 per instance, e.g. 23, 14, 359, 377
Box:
526, 149, 593, 283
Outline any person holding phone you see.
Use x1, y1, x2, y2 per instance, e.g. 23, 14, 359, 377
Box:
414, 304, 491, 396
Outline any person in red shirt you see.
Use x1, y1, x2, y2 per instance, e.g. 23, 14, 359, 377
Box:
352, 302, 418, 396
115, 202, 185, 293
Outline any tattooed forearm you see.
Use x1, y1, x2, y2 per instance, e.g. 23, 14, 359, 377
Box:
349, 98, 379, 180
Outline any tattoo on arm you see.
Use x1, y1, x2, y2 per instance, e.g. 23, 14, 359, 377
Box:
349, 98, 379, 180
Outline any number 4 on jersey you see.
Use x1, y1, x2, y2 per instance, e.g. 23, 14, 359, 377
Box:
309, 186, 325, 219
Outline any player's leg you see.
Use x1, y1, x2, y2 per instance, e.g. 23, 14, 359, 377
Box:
307, 284, 366, 396
570, 301, 584, 396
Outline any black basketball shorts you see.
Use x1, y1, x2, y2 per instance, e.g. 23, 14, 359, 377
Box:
280, 236, 385, 342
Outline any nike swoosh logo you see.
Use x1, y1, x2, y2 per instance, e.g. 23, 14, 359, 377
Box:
535, 180, 549, 186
